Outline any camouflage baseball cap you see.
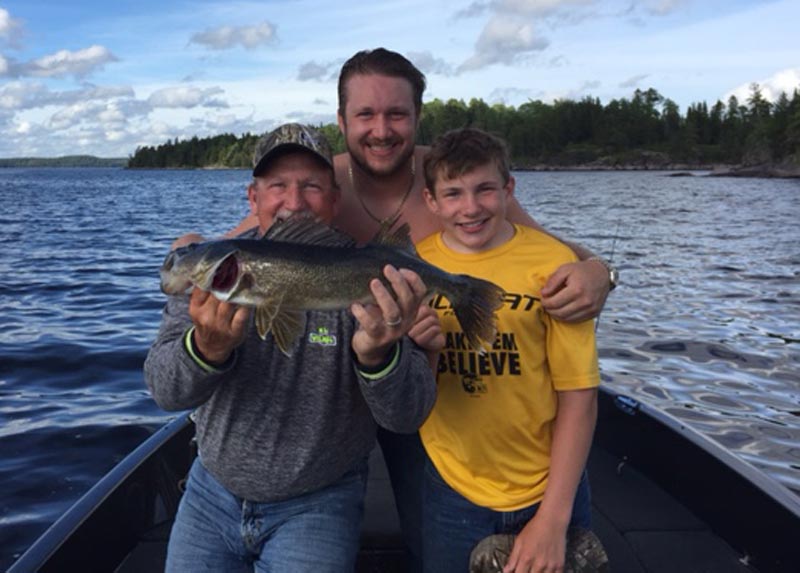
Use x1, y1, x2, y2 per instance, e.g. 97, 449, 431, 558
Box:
252, 123, 334, 176
469, 529, 609, 573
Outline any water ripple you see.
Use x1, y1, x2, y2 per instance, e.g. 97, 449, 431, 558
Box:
1, 168, 798, 569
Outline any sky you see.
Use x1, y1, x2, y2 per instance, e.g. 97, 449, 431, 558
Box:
0, 0, 797, 158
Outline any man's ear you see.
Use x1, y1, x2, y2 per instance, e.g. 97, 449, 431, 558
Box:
423, 187, 439, 214
505, 175, 516, 199
247, 182, 258, 214
337, 111, 346, 135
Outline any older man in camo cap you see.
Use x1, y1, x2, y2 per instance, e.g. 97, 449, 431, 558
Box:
247, 123, 338, 233
144, 122, 436, 573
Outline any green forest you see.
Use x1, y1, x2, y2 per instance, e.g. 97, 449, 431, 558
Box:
0, 155, 127, 168
127, 84, 800, 171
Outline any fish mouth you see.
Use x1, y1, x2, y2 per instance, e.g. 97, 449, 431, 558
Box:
211, 253, 240, 292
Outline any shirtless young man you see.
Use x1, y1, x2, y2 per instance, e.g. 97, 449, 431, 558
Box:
230, 49, 617, 322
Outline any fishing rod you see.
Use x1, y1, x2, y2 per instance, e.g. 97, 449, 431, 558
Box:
595, 220, 620, 332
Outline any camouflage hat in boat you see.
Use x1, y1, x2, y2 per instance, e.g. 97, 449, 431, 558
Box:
252, 123, 334, 176
469, 528, 609, 573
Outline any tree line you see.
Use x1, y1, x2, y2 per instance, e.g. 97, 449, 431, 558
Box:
127, 84, 800, 170
0, 155, 127, 168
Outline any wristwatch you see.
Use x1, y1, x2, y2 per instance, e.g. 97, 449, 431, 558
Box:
588, 256, 619, 291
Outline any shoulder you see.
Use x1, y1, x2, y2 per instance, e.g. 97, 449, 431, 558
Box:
170, 232, 205, 250
514, 225, 578, 262
333, 152, 349, 170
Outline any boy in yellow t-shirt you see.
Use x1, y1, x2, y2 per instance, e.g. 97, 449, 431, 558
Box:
413, 128, 600, 573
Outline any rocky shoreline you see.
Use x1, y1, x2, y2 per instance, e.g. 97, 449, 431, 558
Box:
516, 164, 800, 178
514, 150, 800, 178
706, 164, 800, 179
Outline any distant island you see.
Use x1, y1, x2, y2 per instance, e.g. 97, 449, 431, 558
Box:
0, 155, 127, 168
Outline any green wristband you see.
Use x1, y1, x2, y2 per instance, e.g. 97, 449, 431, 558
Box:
358, 342, 401, 381
184, 327, 223, 373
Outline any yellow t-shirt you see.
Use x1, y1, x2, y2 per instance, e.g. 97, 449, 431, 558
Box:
417, 224, 600, 511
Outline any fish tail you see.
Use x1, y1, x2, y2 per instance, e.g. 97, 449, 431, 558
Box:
448, 275, 505, 351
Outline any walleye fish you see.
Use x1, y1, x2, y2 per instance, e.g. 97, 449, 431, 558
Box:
160, 216, 505, 355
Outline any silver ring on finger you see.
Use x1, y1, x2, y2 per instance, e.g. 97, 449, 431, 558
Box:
384, 316, 403, 327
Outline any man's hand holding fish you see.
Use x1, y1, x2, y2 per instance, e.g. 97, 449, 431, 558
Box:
187, 288, 251, 367
350, 264, 430, 368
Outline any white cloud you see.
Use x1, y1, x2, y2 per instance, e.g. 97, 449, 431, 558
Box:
285, 110, 337, 126
619, 74, 650, 88
48, 100, 108, 130
491, 0, 595, 16
190, 21, 277, 50
0, 82, 58, 110
97, 105, 127, 125
454, 1, 490, 19
459, 16, 548, 71
726, 68, 800, 104
457, 0, 598, 72
565, 79, 601, 100
147, 86, 228, 109
24, 45, 118, 78
408, 51, 455, 76
638, 0, 686, 16
0, 82, 134, 110
180, 112, 273, 143
0, 8, 23, 46
456, 0, 688, 74
488, 86, 535, 104
297, 61, 331, 81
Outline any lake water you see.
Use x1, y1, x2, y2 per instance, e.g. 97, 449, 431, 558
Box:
1, 167, 798, 569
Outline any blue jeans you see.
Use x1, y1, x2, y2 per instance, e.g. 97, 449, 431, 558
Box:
376, 428, 427, 572
422, 457, 592, 573
166, 457, 368, 573
378, 427, 428, 573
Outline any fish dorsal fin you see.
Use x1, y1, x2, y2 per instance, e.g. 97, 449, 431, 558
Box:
263, 214, 356, 248
370, 220, 415, 253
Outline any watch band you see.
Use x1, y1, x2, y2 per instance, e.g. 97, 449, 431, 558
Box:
587, 256, 618, 291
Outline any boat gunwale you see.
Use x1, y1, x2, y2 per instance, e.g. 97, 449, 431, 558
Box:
7, 413, 193, 573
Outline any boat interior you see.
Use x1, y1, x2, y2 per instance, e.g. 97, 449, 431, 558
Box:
12, 389, 799, 573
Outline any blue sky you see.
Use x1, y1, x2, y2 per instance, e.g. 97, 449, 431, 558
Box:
0, 0, 797, 158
